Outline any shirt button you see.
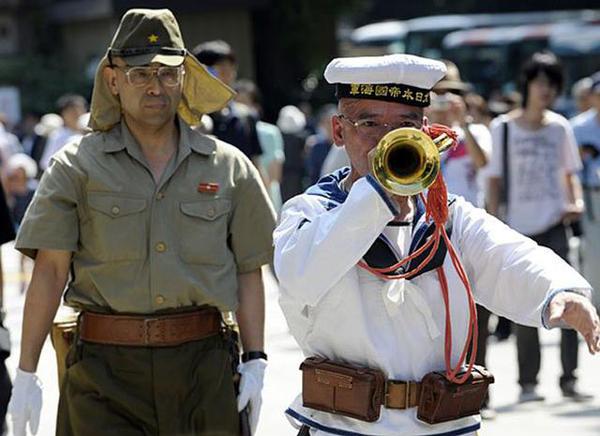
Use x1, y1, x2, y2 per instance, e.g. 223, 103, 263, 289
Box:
207, 207, 215, 218
111, 206, 120, 215
155, 295, 165, 305
156, 192, 165, 200
155, 242, 167, 253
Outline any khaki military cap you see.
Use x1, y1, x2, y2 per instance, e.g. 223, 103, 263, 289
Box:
108, 8, 186, 66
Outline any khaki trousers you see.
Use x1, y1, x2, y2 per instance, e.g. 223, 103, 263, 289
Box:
57, 333, 240, 436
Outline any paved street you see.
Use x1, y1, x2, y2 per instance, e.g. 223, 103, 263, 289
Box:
2, 242, 599, 435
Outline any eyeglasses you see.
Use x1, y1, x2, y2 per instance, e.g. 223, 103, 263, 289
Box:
337, 114, 419, 139
112, 65, 185, 87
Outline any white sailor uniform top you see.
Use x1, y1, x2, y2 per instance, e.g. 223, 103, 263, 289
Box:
274, 168, 592, 436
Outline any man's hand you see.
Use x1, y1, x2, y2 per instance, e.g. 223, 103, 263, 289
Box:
237, 359, 267, 435
8, 368, 43, 436
548, 292, 600, 354
562, 202, 584, 225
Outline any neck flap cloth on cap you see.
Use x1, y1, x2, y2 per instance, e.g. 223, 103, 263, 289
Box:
89, 8, 234, 132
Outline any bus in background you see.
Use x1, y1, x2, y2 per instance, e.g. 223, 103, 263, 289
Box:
344, 9, 600, 58
344, 20, 408, 55
441, 19, 600, 111
547, 22, 600, 116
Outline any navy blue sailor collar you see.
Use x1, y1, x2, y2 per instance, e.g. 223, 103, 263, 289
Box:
306, 167, 454, 279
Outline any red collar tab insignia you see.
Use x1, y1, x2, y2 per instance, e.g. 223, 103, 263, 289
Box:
197, 182, 220, 194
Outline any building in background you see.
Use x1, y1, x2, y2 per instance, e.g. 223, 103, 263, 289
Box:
0, 0, 269, 118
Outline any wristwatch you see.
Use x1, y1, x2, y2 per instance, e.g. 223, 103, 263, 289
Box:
241, 351, 268, 362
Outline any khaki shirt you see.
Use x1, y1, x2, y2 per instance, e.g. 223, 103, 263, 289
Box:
16, 118, 276, 313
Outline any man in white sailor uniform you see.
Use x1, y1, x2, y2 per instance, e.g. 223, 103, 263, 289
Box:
274, 54, 600, 436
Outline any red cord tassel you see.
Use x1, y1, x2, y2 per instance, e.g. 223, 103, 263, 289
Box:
359, 170, 479, 383
425, 173, 448, 226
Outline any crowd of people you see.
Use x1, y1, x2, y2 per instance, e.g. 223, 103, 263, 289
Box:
5, 48, 595, 238
0, 6, 596, 435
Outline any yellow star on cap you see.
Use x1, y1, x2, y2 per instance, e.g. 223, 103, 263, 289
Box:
148, 34, 159, 43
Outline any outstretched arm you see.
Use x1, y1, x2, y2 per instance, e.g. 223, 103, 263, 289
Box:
454, 198, 592, 329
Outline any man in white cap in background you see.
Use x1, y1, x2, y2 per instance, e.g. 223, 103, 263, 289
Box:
8, 8, 275, 435
38, 94, 87, 172
277, 105, 309, 202
17, 113, 61, 178
274, 53, 600, 435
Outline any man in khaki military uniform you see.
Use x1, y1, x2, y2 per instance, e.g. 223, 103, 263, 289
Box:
7, 8, 275, 436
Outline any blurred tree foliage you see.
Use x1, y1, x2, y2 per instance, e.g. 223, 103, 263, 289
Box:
0, 56, 91, 116
0, 4, 93, 117
253, 0, 368, 121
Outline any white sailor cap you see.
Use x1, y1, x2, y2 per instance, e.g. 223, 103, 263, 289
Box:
324, 54, 447, 107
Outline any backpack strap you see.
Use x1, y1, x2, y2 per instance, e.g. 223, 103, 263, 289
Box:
501, 120, 509, 208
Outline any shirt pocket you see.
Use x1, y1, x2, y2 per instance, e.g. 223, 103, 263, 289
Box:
178, 199, 231, 265
86, 193, 148, 261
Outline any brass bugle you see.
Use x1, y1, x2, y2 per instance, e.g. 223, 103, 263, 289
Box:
370, 127, 454, 196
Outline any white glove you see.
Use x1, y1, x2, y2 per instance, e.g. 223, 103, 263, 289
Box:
8, 368, 43, 436
237, 358, 267, 435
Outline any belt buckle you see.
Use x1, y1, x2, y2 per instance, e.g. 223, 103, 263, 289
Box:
385, 380, 412, 410
143, 317, 162, 345
404, 381, 413, 409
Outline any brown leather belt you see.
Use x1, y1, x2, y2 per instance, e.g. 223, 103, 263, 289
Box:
385, 380, 422, 409
79, 308, 222, 347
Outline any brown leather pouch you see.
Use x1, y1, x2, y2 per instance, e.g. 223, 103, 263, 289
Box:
300, 356, 386, 422
417, 365, 494, 424
50, 312, 79, 388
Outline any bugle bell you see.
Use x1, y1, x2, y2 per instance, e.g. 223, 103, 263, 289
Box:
370, 127, 454, 196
